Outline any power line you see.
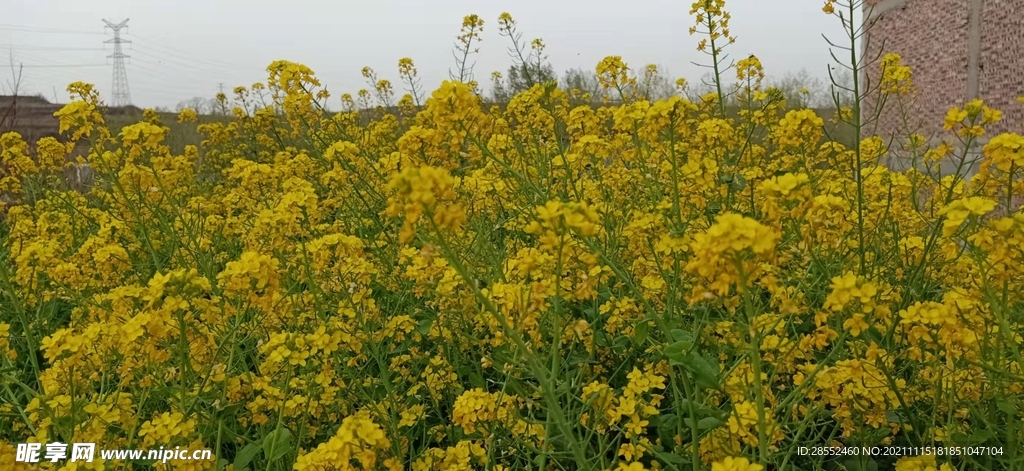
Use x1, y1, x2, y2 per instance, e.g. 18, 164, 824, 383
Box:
0, 24, 107, 36
116, 48, 265, 98
4, 25, 268, 87
2, 49, 109, 71
3, 44, 208, 96
121, 59, 238, 95
124, 58, 232, 92
108, 42, 260, 95
125, 70, 225, 95
0, 63, 107, 68
1, 45, 106, 51
1, 23, 354, 108
124, 34, 252, 72
127, 46, 231, 74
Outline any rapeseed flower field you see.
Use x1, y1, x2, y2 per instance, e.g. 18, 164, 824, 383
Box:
1, 1, 1023, 470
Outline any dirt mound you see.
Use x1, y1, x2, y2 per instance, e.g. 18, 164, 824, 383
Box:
1, 96, 143, 142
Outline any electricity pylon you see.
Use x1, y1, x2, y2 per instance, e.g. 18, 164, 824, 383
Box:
103, 18, 132, 107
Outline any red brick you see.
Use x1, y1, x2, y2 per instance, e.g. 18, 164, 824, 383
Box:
861, 0, 1023, 143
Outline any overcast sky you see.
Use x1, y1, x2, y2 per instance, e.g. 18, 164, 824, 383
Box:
3, 0, 858, 110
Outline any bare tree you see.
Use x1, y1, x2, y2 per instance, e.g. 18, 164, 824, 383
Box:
1, 52, 24, 135
560, 67, 603, 106
766, 68, 833, 109
175, 96, 214, 115
489, 71, 511, 104
635, 64, 677, 102
493, 14, 557, 100
686, 71, 719, 103
505, 61, 557, 95
487, 52, 557, 104
828, 66, 856, 109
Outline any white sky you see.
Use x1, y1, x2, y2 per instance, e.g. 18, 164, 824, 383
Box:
2, 0, 858, 110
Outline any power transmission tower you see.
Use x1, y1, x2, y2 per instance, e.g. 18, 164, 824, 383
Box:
103, 18, 132, 106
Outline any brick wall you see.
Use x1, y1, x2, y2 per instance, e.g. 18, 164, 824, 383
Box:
861, 0, 1024, 145
979, 0, 1024, 134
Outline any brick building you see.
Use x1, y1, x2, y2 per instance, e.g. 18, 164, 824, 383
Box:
861, 0, 1023, 158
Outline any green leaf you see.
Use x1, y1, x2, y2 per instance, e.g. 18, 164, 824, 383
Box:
884, 411, 902, 423
699, 416, 724, 430
842, 457, 878, 471
656, 451, 686, 464
670, 329, 695, 343
679, 352, 720, 390
663, 340, 694, 363
968, 428, 996, 445
683, 416, 724, 431
995, 397, 1017, 416
416, 318, 433, 336
469, 372, 486, 389
217, 402, 245, 420
654, 413, 677, 429
729, 173, 747, 191
633, 320, 649, 345
565, 350, 593, 366
263, 427, 292, 463
233, 440, 263, 471
653, 414, 679, 445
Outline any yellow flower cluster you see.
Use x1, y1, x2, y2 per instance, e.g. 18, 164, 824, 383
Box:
880, 53, 915, 95
596, 56, 631, 91
294, 412, 398, 471
451, 389, 519, 434
938, 196, 997, 237
685, 213, 779, 301
386, 165, 466, 243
